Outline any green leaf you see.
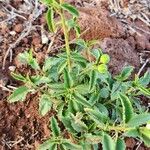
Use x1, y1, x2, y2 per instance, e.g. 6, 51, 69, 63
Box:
31, 76, 51, 85
139, 71, 150, 86
30, 59, 40, 70
11, 72, 26, 82
115, 138, 125, 150
85, 108, 107, 126
88, 92, 100, 106
96, 104, 109, 117
75, 84, 89, 95
62, 139, 82, 150
57, 60, 67, 74
89, 70, 98, 92
61, 3, 79, 17
124, 129, 140, 138
71, 113, 88, 132
73, 92, 91, 108
127, 113, 150, 127
64, 69, 73, 88
61, 116, 76, 134
75, 39, 86, 48
139, 127, 150, 147
51, 117, 60, 137
100, 87, 110, 98
115, 66, 134, 81
138, 86, 150, 96
91, 48, 102, 60
71, 52, 87, 63
39, 94, 52, 116
8, 86, 29, 103
43, 57, 60, 72
46, 8, 55, 32
102, 134, 115, 150
119, 94, 133, 123
38, 139, 57, 150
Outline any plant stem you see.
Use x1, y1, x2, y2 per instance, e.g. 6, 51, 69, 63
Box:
59, 0, 71, 71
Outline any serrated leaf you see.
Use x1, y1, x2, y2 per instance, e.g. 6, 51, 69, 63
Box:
73, 92, 91, 108
75, 84, 89, 95
46, 8, 55, 32
71, 52, 87, 63
38, 139, 57, 150
102, 134, 115, 150
57, 60, 67, 74
61, 116, 76, 134
138, 86, 150, 96
89, 70, 97, 92
115, 138, 125, 150
88, 92, 100, 106
51, 117, 60, 137
11, 72, 26, 82
69, 100, 81, 113
71, 113, 88, 132
61, 3, 79, 17
31, 76, 51, 85
127, 113, 150, 127
39, 94, 52, 116
119, 94, 133, 123
85, 108, 107, 126
115, 66, 134, 81
8, 86, 29, 103
64, 69, 73, 88
43, 57, 60, 72
30, 59, 40, 70
62, 139, 82, 150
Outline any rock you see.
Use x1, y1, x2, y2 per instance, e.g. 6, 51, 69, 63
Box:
14, 24, 23, 33
32, 36, 41, 46
9, 31, 16, 36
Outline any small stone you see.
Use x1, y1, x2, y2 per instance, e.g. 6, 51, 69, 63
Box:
41, 33, 49, 44
9, 31, 16, 36
14, 24, 23, 33
32, 37, 41, 46
9, 66, 16, 72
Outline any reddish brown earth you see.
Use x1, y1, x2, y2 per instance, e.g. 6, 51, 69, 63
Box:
0, 0, 150, 149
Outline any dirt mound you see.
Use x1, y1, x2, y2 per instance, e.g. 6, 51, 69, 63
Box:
75, 6, 125, 40
100, 37, 140, 75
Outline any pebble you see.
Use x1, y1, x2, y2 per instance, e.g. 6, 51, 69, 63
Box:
9, 31, 16, 36
9, 66, 16, 72
14, 24, 23, 33
32, 37, 41, 46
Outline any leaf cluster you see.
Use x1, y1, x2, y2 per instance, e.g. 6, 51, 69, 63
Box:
8, 0, 150, 149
